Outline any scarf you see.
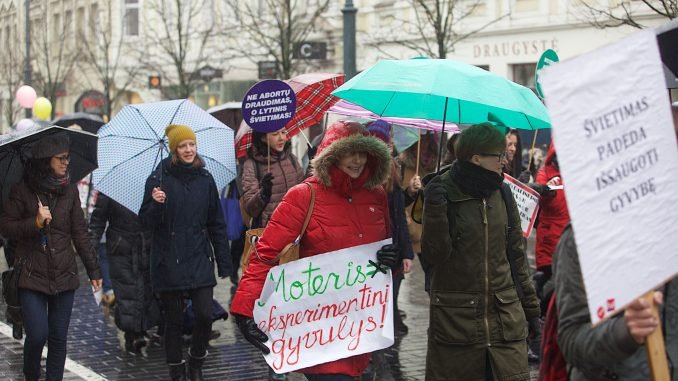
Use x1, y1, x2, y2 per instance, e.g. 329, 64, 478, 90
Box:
32, 172, 70, 195
327, 163, 371, 199
450, 160, 504, 199
167, 156, 204, 183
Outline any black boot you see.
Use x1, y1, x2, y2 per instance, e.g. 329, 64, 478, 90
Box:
168, 361, 187, 381
188, 349, 207, 381
12, 323, 23, 340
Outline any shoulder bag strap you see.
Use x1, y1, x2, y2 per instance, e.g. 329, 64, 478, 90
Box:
252, 182, 315, 265
295, 182, 315, 243
500, 184, 526, 301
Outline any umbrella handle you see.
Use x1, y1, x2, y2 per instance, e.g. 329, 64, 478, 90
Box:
298, 129, 311, 145
415, 129, 421, 177
527, 130, 539, 173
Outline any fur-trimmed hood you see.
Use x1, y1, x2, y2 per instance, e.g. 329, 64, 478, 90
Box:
311, 121, 391, 189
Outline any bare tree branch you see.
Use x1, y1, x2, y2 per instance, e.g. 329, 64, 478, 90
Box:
222, 0, 331, 79
367, 0, 510, 59
141, 0, 219, 99
578, 0, 676, 29
78, 0, 144, 119
32, 0, 81, 119
0, 28, 25, 129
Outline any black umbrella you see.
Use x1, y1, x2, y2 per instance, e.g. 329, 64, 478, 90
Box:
0, 125, 98, 212
53, 112, 105, 134
656, 19, 678, 88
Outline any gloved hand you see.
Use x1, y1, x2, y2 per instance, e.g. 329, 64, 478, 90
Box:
376, 244, 399, 269
528, 317, 542, 340
528, 183, 555, 197
423, 178, 447, 205
518, 170, 532, 183
306, 144, 318, 161
234, 314, 269, 354
217, 265, 231, 280
259, 173, 274, 201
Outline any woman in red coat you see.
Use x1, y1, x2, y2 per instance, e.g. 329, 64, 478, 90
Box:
231, 121, 396, 381
534, 143, 569, 273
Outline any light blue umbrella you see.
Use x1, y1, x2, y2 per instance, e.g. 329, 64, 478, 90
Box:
92, 99, 237, 214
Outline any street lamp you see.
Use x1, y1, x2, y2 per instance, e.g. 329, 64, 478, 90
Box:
24, 0, 32, 118
342, 0, 357, 80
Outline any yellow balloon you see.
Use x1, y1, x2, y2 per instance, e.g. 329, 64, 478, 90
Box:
33, 97, 52, 120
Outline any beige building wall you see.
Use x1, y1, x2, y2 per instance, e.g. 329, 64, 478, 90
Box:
0, 0, 672, 131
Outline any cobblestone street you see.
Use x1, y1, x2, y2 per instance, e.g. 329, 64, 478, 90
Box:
0, 247, 539, 381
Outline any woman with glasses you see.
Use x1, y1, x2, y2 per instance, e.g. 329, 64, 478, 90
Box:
0, 133, 102, 381
421, 123, 539, 381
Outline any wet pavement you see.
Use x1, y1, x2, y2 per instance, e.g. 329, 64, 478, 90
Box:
0, 243, 539, 381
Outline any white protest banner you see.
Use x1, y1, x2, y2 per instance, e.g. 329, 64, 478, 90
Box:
540, 30, 678, 325
253, 239, 394, 373
503, 174, 540, 237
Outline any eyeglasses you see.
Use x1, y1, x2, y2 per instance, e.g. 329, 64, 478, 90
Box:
479, 152, 507, 161
54, 155, 71, 163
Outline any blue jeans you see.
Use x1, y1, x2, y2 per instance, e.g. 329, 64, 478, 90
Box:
19, 288, 75, 381
97, 242, 113, 293
304, 374, 355, 381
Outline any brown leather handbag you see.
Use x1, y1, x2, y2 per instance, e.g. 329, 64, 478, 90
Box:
241, 182, 315, 273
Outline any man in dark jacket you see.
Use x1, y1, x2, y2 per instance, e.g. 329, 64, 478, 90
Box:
89, 192, 159, 353
554, 225, 677, 380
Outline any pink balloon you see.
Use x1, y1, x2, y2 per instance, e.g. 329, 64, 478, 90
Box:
16, 85, 37, 108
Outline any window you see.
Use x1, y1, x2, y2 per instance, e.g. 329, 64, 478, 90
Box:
76, 7, 85, 41
511, 63, 536, 92
90, 3, 99, 36
52, 13, 61, 38
124, 0, 140, 36
64, 10, 73, 47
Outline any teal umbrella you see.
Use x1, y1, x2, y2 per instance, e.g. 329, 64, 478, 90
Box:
332, 58, 550, 130
332, 58, 550, 168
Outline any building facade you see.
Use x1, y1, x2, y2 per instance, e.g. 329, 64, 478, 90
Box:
0, 0, 671, 132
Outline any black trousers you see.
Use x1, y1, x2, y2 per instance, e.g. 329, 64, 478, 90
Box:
159, 286, 213, 363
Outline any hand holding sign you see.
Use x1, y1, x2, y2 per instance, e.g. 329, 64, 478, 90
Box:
252, 239, 394, 373
235, 314, 270, 354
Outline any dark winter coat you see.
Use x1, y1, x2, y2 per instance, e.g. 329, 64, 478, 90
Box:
0, 181, 101, 295
387, 186, 414, 274
241, 150, 303, 227
554, 225, 678, 380
231, 121, 392, 377
139, 157, 231, 292
421, 169, 539, 381
89, 193, 159, 333
535, 144, 569, 270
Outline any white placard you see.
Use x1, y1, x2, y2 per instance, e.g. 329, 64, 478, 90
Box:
253, 239, 394, 374
540, 30, 678, 325
503, 174, 540, 237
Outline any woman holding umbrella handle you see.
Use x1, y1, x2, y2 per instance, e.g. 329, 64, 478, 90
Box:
139, 124, 232, 381
0, 132, 102, 381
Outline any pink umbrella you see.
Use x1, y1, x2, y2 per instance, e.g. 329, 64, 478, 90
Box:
328, 100, 457, 132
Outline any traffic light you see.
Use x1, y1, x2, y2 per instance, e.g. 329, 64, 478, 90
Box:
148, 75, 161, 89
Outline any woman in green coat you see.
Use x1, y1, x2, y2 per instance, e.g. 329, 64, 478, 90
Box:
421, 123, 539, 381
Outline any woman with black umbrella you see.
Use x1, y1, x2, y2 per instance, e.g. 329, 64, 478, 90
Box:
0, 132, 102, 381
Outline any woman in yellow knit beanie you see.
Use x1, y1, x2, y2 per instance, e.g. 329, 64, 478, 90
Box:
165, 124, 199, 166
139, 123, 232, 381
